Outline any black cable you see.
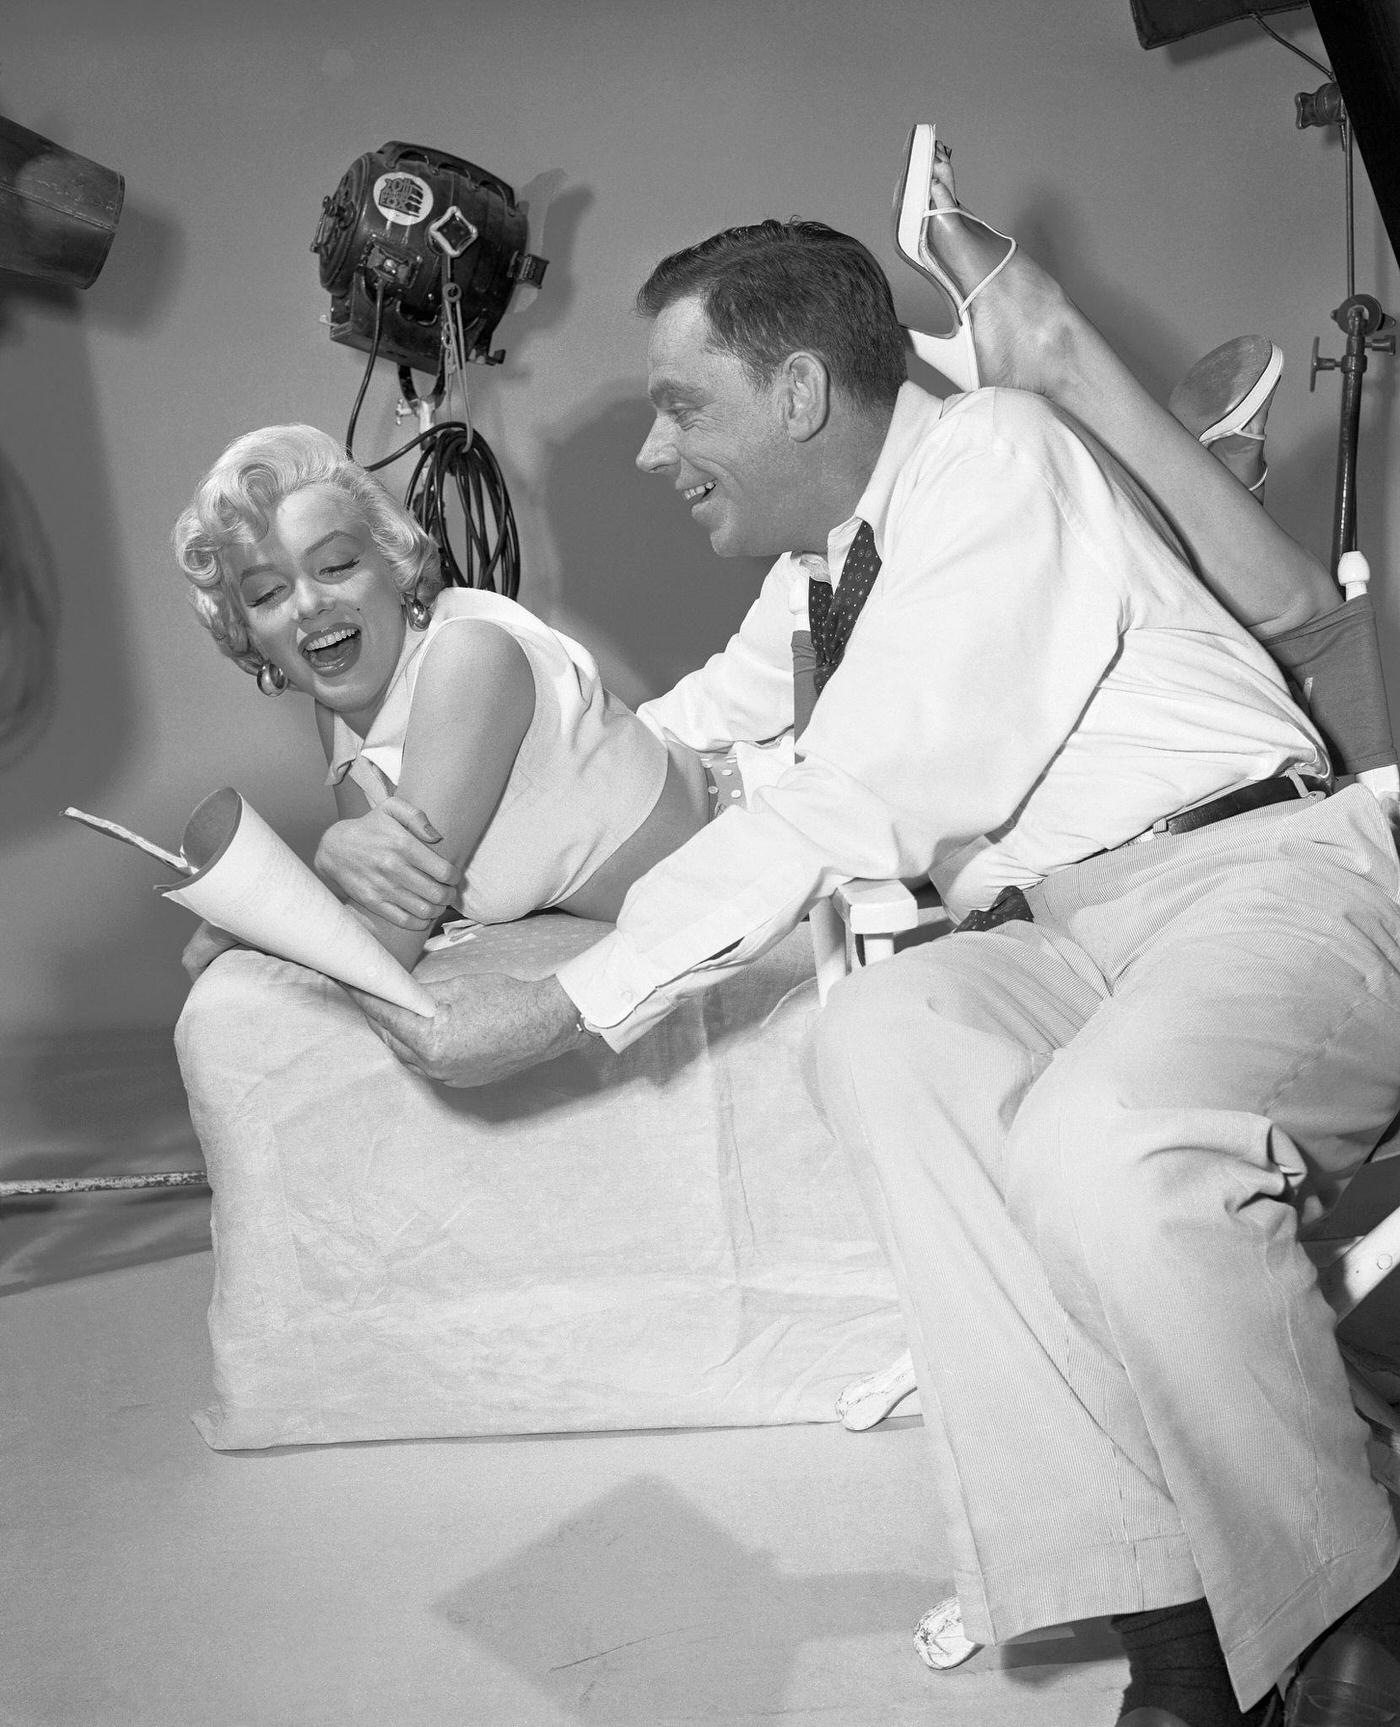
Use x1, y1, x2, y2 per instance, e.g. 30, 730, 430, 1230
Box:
343, 276, 386, 463
361, 423, 442, 471
399, 420, 521, 597
343, 284, 520, 596
1249, 10, 1333, 78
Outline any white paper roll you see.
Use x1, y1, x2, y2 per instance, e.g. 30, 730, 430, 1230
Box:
162, 789, 436, 1018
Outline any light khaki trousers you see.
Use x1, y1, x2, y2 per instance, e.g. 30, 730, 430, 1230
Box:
810, 787, 1400, 1708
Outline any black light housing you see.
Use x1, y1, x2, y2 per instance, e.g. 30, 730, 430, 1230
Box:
1127, 0, 1305, 49
0, 114, 124, 290
311, 141, 547, 374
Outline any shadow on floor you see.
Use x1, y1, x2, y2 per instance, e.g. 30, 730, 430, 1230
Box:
439, 1473, 1123, 1720
442, 1472, 945, 1718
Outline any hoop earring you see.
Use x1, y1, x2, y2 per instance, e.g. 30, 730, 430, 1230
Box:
405, 595, 432, 631
256, 660, 288, 697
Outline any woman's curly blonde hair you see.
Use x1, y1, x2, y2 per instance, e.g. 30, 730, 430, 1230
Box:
172, 424, 443, 675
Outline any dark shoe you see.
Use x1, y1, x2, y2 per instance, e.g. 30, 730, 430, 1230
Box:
1284, 1629, 1400, 1723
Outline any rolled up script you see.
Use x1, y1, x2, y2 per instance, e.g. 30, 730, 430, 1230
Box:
67, 789, 436, 1018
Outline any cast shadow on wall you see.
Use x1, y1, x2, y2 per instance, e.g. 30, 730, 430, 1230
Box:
0, 189, 183, 848
0, 192, 202, 1278
0, 442, 58, 770
495, 172, 588, 368
538, 392, 771, 708
0, 269, 127, 849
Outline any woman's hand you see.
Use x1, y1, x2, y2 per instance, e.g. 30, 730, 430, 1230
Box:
315, 797, 462, 930
182, 921, 243, 981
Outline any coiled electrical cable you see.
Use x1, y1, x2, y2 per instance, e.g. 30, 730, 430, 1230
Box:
341, 282, 521, 598
397, 418, 520, 598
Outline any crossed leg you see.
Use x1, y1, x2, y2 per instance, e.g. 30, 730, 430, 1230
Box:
911, 149, 1339, 637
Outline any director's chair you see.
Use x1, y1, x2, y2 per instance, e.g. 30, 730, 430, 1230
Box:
809, 549, 1400, 1671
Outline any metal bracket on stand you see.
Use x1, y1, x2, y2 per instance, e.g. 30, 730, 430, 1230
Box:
1311, 293, 1396, 573
1297, 79, 1396, 574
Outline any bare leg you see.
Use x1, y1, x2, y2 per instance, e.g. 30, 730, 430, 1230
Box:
917, 155, 1337, 636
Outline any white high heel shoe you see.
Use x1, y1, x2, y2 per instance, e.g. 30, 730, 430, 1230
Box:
894, 123, 1017, 394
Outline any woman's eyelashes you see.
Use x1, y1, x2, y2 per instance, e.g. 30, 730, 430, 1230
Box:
245, 558, 358, 609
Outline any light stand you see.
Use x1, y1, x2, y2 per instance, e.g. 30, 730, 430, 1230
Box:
1298, 81, 1397, 574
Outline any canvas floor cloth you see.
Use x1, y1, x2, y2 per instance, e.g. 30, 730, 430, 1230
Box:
175, 916, 905, 1450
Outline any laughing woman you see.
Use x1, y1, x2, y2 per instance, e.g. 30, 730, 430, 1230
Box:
173, 423, 711, 975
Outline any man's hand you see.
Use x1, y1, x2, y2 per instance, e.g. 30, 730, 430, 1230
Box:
350, 970, 587, 1087
315, 798, 462, 930
182, 920, 243, 982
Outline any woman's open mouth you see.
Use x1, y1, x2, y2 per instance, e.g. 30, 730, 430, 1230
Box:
300, 624, 362, 678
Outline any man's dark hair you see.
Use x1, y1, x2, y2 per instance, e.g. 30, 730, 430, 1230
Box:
636, 219, 907, 412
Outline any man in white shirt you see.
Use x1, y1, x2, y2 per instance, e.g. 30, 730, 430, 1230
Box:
359, 219, 1400, 1725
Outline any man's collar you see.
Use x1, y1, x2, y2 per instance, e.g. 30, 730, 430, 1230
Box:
826, 380, 946, 567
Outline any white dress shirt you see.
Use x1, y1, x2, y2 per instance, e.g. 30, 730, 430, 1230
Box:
556, 382, 1327, 1049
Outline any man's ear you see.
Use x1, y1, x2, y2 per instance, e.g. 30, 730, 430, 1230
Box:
778, 351, 830, 443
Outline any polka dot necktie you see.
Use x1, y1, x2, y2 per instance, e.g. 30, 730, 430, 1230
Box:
794, 519, 882, 740
794, 520, 1033, 935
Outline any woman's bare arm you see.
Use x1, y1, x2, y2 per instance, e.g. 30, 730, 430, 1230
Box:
366, 621, 535, 970
313, 702, 462, 934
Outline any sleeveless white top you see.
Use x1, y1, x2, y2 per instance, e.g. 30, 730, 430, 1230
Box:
325, 589, 668, 923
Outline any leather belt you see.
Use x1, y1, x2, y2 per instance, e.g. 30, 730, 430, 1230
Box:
955, 773, 1328, 935
1144, 772, 1327, 840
